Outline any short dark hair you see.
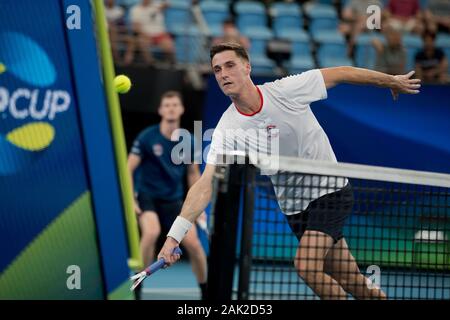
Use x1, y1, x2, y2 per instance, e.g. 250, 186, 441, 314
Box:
160, 90, 183, 104
210, 42, 250, 62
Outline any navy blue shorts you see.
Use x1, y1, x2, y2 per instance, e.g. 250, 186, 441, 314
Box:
137, 193, 183, 231
285, 184, 354, 244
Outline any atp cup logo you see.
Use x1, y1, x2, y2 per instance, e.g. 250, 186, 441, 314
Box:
0, 31, 71, 175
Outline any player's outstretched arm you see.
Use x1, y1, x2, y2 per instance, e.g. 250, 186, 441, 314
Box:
320, 67, 421, 100
157, 164, 216, 266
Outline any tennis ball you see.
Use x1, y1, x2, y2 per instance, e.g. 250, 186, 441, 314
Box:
114, 74, 132, 94
0, 63, 6, 74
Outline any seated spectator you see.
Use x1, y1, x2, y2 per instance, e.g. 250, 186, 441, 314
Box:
212, 18, 250, 50
127, 0, 175, 65
340, 0, 384, 54
384, 0, 424, 35
423, 0, 450, 34
415, 32, 448, 83
105, 0, 124, 25
372, 26, 407, 74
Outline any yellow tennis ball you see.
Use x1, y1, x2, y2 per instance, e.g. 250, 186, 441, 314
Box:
0, 63, 6, 74
114, 74, 132, 94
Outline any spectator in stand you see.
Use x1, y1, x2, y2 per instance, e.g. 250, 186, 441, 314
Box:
384, 0, 424, 35
105, 0, 135, 65
372, 26, 407, 75
127, 0, 175, 65
212, 18, 250, 50
415, 32, 448, 83
105, 0, 125, 62
423, 0, 450, 34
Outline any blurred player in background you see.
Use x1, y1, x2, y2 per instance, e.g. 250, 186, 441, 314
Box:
127, 91, 207, 299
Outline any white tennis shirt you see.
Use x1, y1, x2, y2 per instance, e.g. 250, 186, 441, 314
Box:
206, 69, 347, 214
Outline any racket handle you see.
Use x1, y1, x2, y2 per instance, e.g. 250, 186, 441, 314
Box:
146, 247, 182, 275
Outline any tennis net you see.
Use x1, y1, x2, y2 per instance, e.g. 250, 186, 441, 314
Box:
206, 154, 450, 300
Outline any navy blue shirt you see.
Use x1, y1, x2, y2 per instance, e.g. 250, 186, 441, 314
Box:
131, 124, 198, 200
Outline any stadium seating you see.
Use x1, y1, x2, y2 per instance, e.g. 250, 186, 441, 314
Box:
402, 34, 423, 71
314, 30, 353, 67
304, 2, 339, 33
235, 1, 267, 31
242, 26, 273, 57
113, 0, 450, 79
164, 1, 193, 34
173, 26, 209, 64
287, 55, 316, 75
355, 32, 386, 69
270, 2, 303, 35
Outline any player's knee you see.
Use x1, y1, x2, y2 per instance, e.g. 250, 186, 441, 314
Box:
295, 258, 321, 282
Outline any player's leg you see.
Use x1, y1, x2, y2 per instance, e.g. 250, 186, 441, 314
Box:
294, 230, 348, 300
291, 183, 356, 299
138, 211, 161, 267
324, 238, 387, 299
137, 194, 161, 267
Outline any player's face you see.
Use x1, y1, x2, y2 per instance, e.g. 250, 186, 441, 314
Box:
212, 50, 251, 97
158, 96, 184, 122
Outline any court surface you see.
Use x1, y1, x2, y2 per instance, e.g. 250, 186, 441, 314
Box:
140, 261, 450, 300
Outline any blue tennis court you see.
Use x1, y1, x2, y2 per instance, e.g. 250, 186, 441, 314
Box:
140, 260, 450, 300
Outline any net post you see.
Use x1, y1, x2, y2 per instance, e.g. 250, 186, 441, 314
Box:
207, 154, 245, 301
237, 161, 256, 300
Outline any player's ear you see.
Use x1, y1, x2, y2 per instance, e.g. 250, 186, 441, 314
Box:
157, 105, 163, 117
246, 61, 251, 75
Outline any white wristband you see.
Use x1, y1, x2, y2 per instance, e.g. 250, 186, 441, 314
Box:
167, 216, 193, 243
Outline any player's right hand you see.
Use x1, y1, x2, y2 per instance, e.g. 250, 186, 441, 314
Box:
158, 237, 181, 268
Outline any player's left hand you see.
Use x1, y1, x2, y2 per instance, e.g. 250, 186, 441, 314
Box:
390, 70, 421, 101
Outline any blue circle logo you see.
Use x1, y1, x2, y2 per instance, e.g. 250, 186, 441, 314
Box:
0, 31, 56, 87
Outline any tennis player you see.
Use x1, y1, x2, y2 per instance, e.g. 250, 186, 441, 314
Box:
158, 43, 421, 299
128, 91, 207, 299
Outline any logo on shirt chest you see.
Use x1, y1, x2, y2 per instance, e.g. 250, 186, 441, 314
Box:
266, 124, 279, 138
152, 143, 163, 157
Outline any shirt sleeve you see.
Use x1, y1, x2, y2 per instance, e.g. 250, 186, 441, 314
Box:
270, 69, 328, 107
206, 128, 225, 165
206, 113, 238, 166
